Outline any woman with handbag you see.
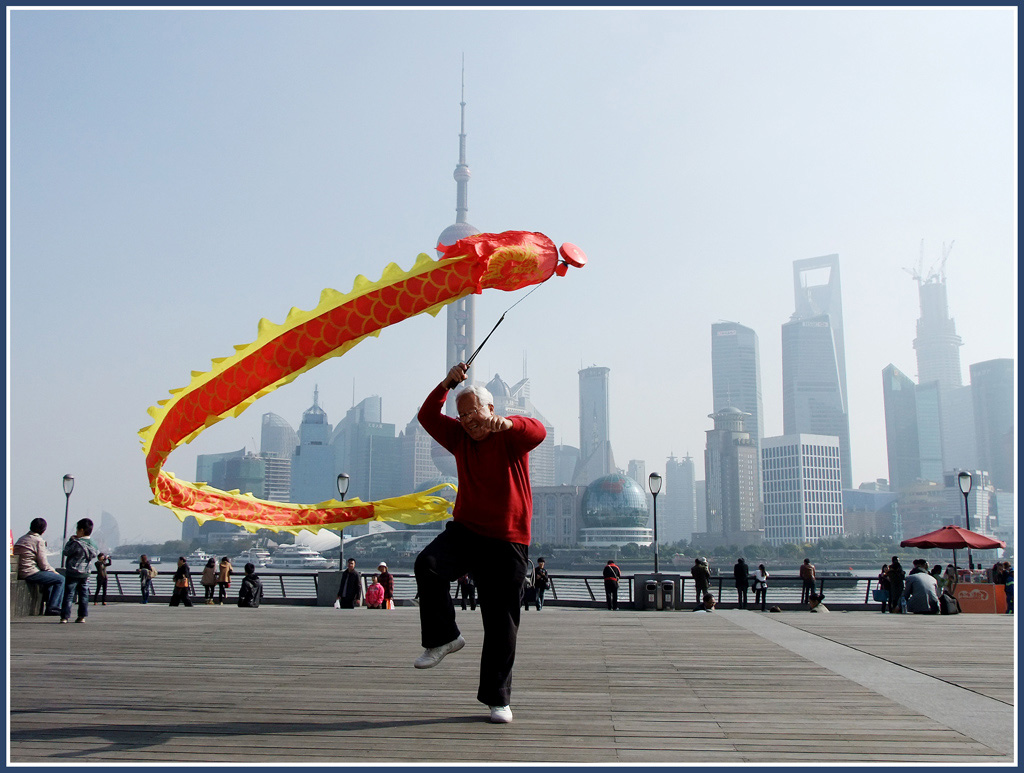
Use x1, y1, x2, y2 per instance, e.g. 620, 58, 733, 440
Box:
169, 557, 194, 607
138, 555, 156, 604
753, 564, 769, 612
201, 558, 218, 604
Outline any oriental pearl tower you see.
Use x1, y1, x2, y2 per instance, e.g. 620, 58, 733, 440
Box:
431, 63, 480, 476
437, 63, 480, 410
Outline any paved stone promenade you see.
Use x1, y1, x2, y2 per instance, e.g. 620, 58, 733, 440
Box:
7, 604, 1015, 765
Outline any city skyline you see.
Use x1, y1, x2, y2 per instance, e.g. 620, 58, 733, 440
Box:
9, 8, 1016, 542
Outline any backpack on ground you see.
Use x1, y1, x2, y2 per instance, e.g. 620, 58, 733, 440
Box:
940, 591, 960, 615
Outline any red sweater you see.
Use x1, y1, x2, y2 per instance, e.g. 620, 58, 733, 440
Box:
418, 383, 546, 544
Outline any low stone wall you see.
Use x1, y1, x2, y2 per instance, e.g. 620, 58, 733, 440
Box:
9, 557, 45, 618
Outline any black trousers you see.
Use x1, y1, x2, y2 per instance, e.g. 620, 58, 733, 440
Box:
754, 586, 766, 610
95, 577, 108, 603
736, 585, 748, 608
604, 582, 618, 610
169, 587, 193, 607
414, 521, 527, 707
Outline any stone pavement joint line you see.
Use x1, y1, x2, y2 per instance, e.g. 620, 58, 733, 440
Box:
721, 610, 1013, 756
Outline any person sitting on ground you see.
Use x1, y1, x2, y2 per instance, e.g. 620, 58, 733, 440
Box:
237, 563, 263, 608
700, 591, 716, 612
365, 574, 385, 609
909, 558, 928, 575
13, 518, 65, 617
902, 564, 940, 614
808, 592, 830, 613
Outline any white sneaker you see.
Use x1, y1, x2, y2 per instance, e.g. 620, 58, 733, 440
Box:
413, 635, 465, 669
489, 705, 513, 724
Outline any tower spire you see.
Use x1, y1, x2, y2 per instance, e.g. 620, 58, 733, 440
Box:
454, 53, 471, 225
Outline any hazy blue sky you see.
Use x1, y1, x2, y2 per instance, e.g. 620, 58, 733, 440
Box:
8, 8, 1016, 543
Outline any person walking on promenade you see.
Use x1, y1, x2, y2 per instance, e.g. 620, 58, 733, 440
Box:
733, 558, 750, 608
691, 557, 711, 605
138, 555, 156, 603
902, 564, 939, 614
413, 360, 546, 725
365, 574, 385, 608
336, 558, 363, 609
377, 562, 395, 609
237, 563, 264, 608
799, 558, 817, 604
458, 573, 477, 611
61, 518, 99, 624
603, 560, 622, 610
876, 565, 891, 613
888, 557, 906, 613
217, 556, 234, 605
200, 558, 218, 604
13, 518, 65, 616
533, 558, 550, 610
94, 553, 112, 606
169, 557, 194, 607
753, 563, 769, 611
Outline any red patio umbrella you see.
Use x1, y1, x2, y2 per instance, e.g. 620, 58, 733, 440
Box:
900, 525, 1006, 571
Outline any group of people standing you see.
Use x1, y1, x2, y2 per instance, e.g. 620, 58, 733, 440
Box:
163, 555, 263, 608
334, 558, 395, 609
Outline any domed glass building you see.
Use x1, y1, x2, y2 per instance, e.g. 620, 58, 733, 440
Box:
578, 473, 653, 548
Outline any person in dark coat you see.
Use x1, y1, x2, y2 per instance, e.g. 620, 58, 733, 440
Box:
603, 560, 621, 610
888, 556, 906, 613
336, 558, 362, 609
238, 563, 264, 608
733, 558, 750, 609
691, 557, 711, 604
169, 557, 193, 607
458, 573, 477, 611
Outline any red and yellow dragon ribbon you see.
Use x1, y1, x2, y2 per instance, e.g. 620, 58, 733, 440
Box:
139, 231, 582, 534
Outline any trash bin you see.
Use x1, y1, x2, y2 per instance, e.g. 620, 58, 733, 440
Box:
645, 580, 658, 610
661, 580, 675, 610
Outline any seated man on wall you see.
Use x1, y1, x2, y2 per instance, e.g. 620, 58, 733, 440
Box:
13, 518, 65, 616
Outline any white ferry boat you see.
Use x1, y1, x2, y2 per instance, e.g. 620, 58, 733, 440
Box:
232, 547, 272, 568
269, 544, 331, 569
185, 548, 214, 565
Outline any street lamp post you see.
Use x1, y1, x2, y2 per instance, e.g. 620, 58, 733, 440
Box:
649, 472, 662, 575
61, 474, 75, 546
957, 470, 974, 571
336, 473, 350, 569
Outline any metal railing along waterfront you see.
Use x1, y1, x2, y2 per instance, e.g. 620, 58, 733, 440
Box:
95, 570, 888, 609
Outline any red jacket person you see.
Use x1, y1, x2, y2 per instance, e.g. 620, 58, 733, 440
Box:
414, 361, 546, 724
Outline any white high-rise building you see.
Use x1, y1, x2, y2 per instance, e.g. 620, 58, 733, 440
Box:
762, 434, 844, 546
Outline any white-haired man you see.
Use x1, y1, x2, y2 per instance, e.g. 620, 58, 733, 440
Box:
414, 361, 546, 724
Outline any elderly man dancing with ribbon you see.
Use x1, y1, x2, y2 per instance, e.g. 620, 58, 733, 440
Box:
413, 359, 546, 724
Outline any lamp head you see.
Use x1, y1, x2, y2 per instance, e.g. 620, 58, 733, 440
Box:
648, 472, 663, 496
336, 473, 350, 498
957, 470, 972, 496
62, 474, 75, 496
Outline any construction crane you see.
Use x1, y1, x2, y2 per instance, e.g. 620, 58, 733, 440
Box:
903, 239, 953, 284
